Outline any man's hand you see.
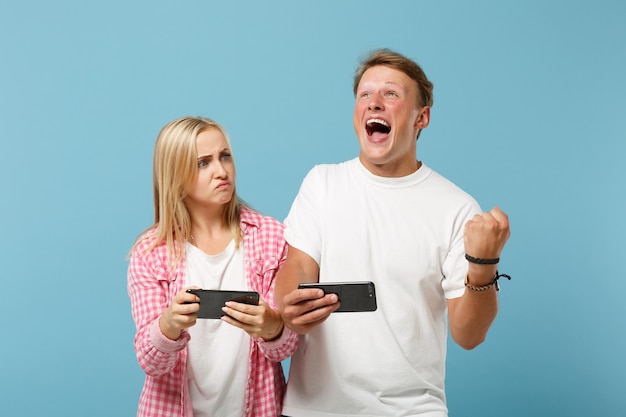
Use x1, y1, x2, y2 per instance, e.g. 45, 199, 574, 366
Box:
464, 206, 510, 259
464, 206, 511, 285
281, 288, 340, 334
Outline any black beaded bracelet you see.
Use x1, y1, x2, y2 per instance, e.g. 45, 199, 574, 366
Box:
465, 254, 500, 264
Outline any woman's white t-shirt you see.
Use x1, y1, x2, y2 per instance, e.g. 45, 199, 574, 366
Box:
185, 240, 250, 417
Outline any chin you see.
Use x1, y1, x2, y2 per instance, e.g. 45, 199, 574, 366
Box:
361, 145, 392, 161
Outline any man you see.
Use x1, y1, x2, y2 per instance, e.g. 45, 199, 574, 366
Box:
275, 48, 511, 417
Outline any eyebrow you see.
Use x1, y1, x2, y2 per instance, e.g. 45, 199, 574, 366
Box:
197, 147, 231, 158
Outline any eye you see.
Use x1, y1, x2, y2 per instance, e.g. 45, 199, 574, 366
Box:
197, 159, 209, 168
386, 91, 398, 97
220, 152, 232, 162
359, 92, 371, 99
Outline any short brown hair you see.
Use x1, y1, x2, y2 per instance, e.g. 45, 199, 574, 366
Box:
353, 48, 434, 108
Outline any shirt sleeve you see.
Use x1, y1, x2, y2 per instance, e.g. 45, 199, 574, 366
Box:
127, 241, 189, 377
284, 165, 324, 264
442, 198, 482, 299
249, 213, 299, 361
256, 326, 299, 362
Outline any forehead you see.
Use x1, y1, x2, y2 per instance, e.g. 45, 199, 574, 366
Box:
358, 65, 417, 92
195, 127, 229, 153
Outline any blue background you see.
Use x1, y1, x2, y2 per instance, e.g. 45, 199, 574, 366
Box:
1, 1, 624, 416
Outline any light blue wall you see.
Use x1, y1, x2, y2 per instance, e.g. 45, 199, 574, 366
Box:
1, 1, 624, 416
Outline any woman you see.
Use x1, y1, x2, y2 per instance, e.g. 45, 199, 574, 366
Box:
128, 116, 297, 417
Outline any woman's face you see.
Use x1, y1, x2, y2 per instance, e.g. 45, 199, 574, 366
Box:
183, 127, 235, 210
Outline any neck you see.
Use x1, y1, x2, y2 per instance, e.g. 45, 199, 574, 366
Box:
189, 218, 233, 254
360, 157, 422, 178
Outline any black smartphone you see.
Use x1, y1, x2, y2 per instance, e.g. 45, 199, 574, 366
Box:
186, 289, 260, 319
297, 281, 377, 312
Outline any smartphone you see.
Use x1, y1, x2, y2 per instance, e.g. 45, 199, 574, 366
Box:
298, 281, 377, 312
186, 289, 260, 319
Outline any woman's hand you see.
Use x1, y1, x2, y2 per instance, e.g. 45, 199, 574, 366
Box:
221, 298, 284, 341
158, 288, 201, 340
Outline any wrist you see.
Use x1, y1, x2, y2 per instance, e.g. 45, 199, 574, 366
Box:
159, 314, 182, 341
263, 320, 284, 341
467, 263, 498, 286
465, 253, 500, 264
465, 271, 512, 292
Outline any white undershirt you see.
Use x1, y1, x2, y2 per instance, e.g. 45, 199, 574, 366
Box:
185, 240, 250, 417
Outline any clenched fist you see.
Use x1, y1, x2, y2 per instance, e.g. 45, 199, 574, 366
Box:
464, 206, 510, 261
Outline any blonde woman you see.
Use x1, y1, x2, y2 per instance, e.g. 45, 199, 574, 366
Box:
128, 116, 297, 417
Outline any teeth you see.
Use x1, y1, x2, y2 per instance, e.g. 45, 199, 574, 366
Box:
366, 118, 389, 127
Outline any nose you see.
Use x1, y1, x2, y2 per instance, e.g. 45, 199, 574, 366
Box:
367, 94, 384, 111
214, 160, 228, 178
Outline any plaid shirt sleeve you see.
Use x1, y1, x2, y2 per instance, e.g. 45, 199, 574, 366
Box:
240, 208, 299, 417
241, 208, 299, 361
253, 234, 299, 362
127, 234, 189, 377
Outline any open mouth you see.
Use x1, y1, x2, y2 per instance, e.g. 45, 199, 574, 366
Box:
366, 118, 391, 136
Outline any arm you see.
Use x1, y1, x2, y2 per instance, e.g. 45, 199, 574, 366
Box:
274, 245, 339, 334
127, 242, 199, 376
448, 207, 511, 350
254, 319, 300, 362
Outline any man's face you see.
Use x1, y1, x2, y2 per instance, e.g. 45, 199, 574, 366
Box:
353, 65, 429, 177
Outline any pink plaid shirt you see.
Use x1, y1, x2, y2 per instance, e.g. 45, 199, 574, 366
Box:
128, 207, 298, 417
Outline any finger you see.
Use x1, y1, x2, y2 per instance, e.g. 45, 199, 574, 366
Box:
172, 311, 198, 328
490, 206, 510, 227
291, 303, 339, 327
471, 211, 488, 222
284, 288, 325, 306
466, 212, 498, 234
288, 295, 339, 319
222, 304, 257, 325
220, 314, 246, 329
291, 293, 338, 315
172, 301, 200, 316
176, 288, 200, 304
224, 301, 262, 316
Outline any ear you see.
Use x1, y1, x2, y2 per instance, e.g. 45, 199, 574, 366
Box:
414, 106, 430, 130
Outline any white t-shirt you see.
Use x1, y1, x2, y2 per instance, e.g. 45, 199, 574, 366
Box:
185, 240, 250, 417
282, 158, 480, 417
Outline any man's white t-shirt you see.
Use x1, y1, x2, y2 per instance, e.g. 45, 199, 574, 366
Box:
282, 158, 480, 417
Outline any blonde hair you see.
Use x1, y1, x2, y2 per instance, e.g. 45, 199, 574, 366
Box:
132, 116, 245, 267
